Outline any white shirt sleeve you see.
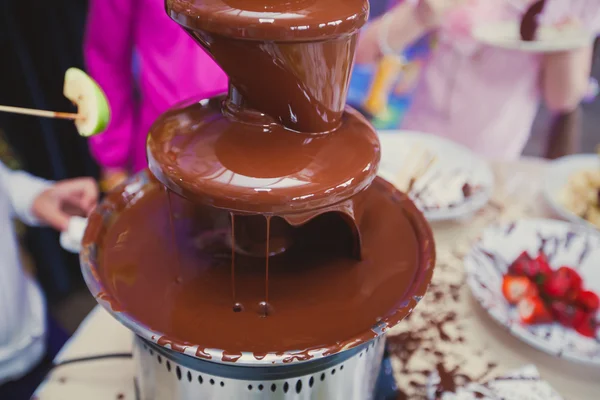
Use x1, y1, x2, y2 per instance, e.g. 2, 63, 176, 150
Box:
0, 161, 53, 227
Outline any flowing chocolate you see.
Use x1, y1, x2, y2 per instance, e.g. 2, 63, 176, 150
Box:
82, 0, 436, 364
89, 176, 435, 356
520, 0, 547, 42
148, 0, 380, 259
147, 97, 380, 215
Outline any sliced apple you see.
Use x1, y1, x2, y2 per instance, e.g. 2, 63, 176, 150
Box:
63, 67, 110, 137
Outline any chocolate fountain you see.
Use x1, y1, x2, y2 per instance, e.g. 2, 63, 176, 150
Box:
80, 0, 435, 398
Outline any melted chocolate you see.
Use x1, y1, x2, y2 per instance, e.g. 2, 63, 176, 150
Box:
147, 97, 380, 214
88, 175, 434, 356
151, 0, 378, 212
167, 0, 368, 41
82, 0, 436, 366
520, 0, 546, 41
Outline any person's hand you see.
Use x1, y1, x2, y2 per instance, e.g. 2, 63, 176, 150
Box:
32, 177, 99, 232
101, 167, 128, 192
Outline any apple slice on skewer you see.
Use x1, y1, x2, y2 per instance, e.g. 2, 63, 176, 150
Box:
63, 67, 110, 137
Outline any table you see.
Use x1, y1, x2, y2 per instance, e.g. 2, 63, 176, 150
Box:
34, 159, 599, 400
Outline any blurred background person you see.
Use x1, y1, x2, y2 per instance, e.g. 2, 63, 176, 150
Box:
0, 164, 97, 400
0, 1, 98, 313
348, 0, 434, 129
85, 0, 228, 192
356, 0, 599, 159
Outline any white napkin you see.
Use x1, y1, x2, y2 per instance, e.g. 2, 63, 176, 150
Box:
59, 216, 88, 254
427, 365, 564, 400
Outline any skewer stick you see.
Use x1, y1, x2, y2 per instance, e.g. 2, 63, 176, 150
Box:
0, 105, 81, 120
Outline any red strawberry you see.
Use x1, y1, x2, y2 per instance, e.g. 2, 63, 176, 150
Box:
502, 276, 538, 305
575, 290, 600, 312
527, 253, 553, 284
508, 251, 532, 276
574, 312, 598, 338
550, 301, 586, 327
560, 266, 583, 291
518, 295, 553, 325
543, 267, 583, 300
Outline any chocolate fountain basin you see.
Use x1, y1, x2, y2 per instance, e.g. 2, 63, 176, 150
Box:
80, 170, 434, 399
81, 170, 434, 354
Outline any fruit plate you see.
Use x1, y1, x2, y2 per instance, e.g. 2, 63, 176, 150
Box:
465, 219, 600, 366
378, 131, 494, 222
472, 20, 593, 53
542, 154, 600, 230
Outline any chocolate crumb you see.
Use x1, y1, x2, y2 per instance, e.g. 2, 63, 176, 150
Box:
461, 183, 472, 198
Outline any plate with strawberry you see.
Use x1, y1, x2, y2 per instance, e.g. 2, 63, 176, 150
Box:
465, 219, 600, 365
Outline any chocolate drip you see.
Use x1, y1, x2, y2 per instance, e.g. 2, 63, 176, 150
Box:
165, 186, 182, 283
230, 213, 237, 310
263, 216, 271, 316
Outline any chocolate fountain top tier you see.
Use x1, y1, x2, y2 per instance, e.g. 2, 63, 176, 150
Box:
166, 0, 369, 133
166, 0, 369, 41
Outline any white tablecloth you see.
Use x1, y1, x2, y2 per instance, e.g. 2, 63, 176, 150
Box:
34, 159, 600, 400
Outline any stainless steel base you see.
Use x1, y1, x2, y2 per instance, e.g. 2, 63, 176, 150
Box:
134, 335, 385, 400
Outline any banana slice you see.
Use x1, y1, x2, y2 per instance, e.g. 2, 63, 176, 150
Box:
63, 68, 110, 137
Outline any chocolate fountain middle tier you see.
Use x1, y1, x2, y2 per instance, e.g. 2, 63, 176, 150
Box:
147, 96, 380, 215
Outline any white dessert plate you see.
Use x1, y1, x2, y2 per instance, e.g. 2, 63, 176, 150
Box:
427, 365, 564, 400
542, 154, 600, 230
378, 131, 494, 222
473, 20, 594, 53
465, 219, 600, 366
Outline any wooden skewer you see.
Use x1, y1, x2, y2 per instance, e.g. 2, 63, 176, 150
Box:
0, 105, 81, 120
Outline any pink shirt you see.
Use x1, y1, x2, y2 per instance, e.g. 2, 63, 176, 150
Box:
402, 0, 600, 160
85, 0, 228, 173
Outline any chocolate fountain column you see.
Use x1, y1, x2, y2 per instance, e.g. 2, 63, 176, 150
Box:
150, 0, 379, 261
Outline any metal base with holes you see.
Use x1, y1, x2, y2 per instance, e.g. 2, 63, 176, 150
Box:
134, 335, 385, 400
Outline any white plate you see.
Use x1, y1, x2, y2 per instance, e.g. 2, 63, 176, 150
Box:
473, 20, 594, 53
465, 219, 600, 366
378, 131, 494, 222
542, 154, 600, 229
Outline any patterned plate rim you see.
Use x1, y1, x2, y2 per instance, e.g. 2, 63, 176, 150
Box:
465, 218, 600, 367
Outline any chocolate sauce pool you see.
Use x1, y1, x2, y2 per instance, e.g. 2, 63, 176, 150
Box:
89, 175, 434, 358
